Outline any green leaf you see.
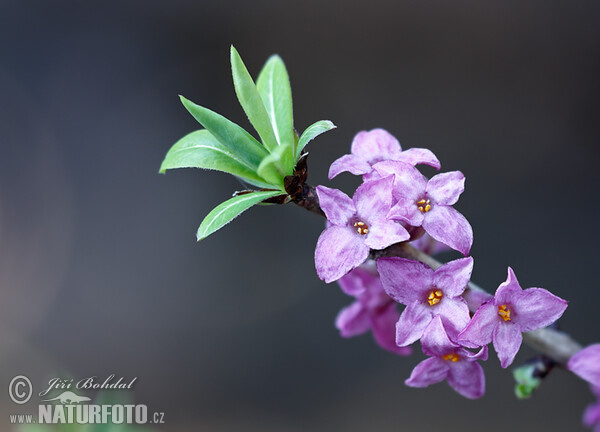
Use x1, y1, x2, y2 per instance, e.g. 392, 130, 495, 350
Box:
230, 46, 279, 152
180, 96, 268, 169
256, 55, 294, 153
296, 120, 336, 159
159, 130, 272, 188
197, 190, 282, 241
257, 143, 294, 188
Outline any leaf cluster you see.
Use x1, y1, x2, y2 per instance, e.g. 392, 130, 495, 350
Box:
160, 46, 335, 240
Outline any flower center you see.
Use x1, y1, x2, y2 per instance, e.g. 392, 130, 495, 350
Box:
498, 304, 511, 321
443, 353, 460, 362
353, 221, 369, 235
427, 289, 443, 306
416, 199, 432, 213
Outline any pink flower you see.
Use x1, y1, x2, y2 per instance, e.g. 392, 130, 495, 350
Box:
374, 160, 473, 255
314, 176, 410, 283
377, 256, 473, 346
458, 268, 568, 368
405, 316, 488, 399
568, 344, 600, 388
328, 128, 440, 179
336, 264, 412, 356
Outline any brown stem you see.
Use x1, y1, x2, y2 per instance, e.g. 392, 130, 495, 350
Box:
289, 183, 325, 217
292, 183, 583, 366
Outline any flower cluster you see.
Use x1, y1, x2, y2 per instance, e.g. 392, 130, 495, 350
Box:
315, 128, 568, 399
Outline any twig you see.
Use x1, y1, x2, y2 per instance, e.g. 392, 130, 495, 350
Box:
291, 183, 583, 365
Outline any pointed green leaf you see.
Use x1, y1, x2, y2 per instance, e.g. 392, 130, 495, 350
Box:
159, 130, 272, 188
180, 96, 268, 169
257, 143, 294, 188
230, 46, 279, 151
296, 120, 336, 159
256, 55, 294, 154
197, 190, 282, 241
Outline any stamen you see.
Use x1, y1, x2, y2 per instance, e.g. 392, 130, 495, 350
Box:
498, 304, 511, 321
417, 198, 432, 213
353, 221, 369, 235
443, 353, 460, 362
427, 289, 443, 306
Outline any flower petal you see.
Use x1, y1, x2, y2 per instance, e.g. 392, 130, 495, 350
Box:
397, 148, 441, 170
426, 171, 465, 206
435, 297, 472, 338
420, 315, 459, 357
315, 226, 369, 283
377, 257, 433, 305
335, 302, 371, 337
405, 357, 449, 388
447, 361, 486, 399
463, 289, 493, 312
328, 154, 372, 179
316, 186, 355, 226
433, 257, 474, 298
458, 345, 489, 362
354, 175, 394, 222
457, 301, 498, 348
568, 344, 600, 388
372, 160, 427, 201
371, 304, 413, 356
387, 196, 424, 226
337, 266, 376, 296
351, 128, 403, 163
396, 302, 433, 346
361, 169, 381, 183
495, 267, 523, 305
422, 205, 473, 256
515, 288, 568, 332
493, 322, 523, 368
583, 402, 600, 428
364, 220, 410, 250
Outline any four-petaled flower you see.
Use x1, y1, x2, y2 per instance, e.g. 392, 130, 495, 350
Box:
568, 344, 600, 388
458, 267, 568, 368
335, 263, 412, 356
373, 160, 473, 256
377, 256, 473, 346
405, 316, 488, 399
328, 128, 440, 180
315, 176, 410, 283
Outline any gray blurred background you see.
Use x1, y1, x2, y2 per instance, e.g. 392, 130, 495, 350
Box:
1, 0, 599, 430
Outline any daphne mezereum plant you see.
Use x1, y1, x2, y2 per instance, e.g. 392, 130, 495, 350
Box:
160, 46, 600, 426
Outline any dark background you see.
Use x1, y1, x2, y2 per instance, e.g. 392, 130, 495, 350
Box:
1, 1, 599, 430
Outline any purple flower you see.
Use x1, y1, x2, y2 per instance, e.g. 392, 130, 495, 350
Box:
458, 267, 568, 368
374, 160, 473, 256
583, 386, 600, 431
376, 256, 473, 346
336, 264, 412, 356
315, 176, 410, 283
328, 128, 440, 179
568, 344, 600, 388
405, 316, 488, 399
